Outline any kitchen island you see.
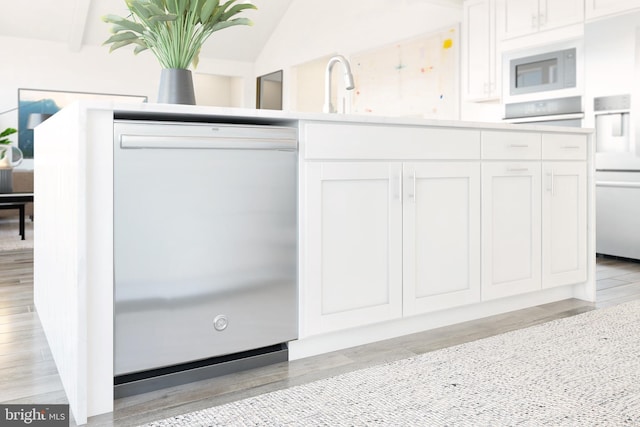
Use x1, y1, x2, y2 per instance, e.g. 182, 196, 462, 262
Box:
33, 101, 594, 425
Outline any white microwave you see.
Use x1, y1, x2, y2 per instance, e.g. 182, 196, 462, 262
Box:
504, 42, 582, 103
510, 48, 576, 95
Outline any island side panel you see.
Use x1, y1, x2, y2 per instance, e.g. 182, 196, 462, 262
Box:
34, 102, 87, 424
85, 108, 115, 417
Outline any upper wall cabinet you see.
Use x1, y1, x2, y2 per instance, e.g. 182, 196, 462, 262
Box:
496, 0, 584, 40
585, 0, 640, 20
462, 0, 500, 101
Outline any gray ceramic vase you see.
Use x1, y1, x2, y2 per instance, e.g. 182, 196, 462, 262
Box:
158, 68, 196, 105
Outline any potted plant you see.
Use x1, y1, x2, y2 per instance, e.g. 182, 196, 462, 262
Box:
103, 0, 257, 104
0, 127, 20, 164
0, 127, 22, 193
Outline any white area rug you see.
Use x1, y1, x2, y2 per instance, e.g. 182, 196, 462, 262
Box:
143, 300, 640, 426
0, 218, 33, 251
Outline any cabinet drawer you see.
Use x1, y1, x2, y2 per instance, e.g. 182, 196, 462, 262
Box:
482, 131, 541, 160
303, 123, 480, 160
542, 133, 587, 160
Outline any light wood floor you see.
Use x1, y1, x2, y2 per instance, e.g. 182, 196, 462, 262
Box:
2, 250, 640, 426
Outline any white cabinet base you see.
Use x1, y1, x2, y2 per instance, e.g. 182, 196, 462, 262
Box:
289, 282, 590, 361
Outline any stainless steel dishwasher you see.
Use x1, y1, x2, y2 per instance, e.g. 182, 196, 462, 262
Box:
113, 119, 298, 396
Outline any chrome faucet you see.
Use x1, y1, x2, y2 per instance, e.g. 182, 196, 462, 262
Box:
323, 55, 355, 113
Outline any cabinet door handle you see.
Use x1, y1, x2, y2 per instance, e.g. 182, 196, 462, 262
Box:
551, 169, 555, 196
532, 14, 537, 29
561, 145, 581, 149
407, 171, 416, 203
509, 144, 529, 148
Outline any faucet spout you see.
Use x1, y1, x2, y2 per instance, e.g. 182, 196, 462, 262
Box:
323, 55, 355, 114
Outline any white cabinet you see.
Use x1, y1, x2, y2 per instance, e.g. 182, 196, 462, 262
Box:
542, 133, 588, 289
403, 162, 481, 316
481, 161, 542, 300
303, 160, 481, 335
496, 0, 583, 40
301, 123, 483, 335
303, 162, 403, 335
543, 1, 585, 31
586, 0, 640, 20
481, 131, 588, 300
462, 0, 500, 101
300, 122, 590, 338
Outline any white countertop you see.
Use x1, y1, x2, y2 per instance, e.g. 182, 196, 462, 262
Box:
77, 100, 594, 134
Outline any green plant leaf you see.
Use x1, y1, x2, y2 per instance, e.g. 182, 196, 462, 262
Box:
165, 0, 178, 14
200, 0, 219, 23
192, 52, 200, 69
148, 0, 164, 9
109, 39, 141, 52
133, 44, 149, 54
103, 31, 140, 44
0, 128, 17, 138
175, 0, 187, 16
102, 14, 119, 23
149, 13, 178, 22
144, 2, 170, 16
211, 17, 252, 33
128, 1, 153, 20
190, 0, 207, 16
220, 2, 256, 22
110, 21, 145, 34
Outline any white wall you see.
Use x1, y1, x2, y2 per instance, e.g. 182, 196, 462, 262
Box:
193, 73, 245, 107
255, 0, 463, 110
0, 35, 255, 168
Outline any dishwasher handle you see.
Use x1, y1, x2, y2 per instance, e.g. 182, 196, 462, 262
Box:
120, 134, 297, 151
596, 180, 640, 189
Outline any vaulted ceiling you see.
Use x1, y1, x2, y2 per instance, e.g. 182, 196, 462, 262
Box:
1, 1, 464, 63
0, 0, 294, 62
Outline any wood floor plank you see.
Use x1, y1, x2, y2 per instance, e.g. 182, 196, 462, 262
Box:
596, 281, 640, 302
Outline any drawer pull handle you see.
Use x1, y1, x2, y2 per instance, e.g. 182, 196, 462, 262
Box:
507, 167, 529, 172
509, 144, 529, 148
561, 145, 581, 149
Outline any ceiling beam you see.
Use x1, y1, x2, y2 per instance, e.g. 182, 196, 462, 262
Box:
68, 0, 92, 52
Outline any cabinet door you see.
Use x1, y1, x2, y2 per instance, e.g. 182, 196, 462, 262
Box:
303, 162, 403, 336
403, 162, 481, 315
542, 162, 587, 288
482, 162, 542, 300
540, 0, 584, 30
497, 0, 539, 39
586, 0, 640, 20
463, 0, 499, 101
